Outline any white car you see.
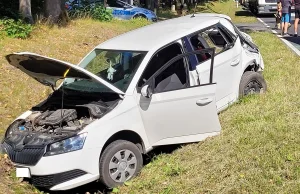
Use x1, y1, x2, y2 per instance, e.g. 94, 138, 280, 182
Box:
1, 13, 266, 190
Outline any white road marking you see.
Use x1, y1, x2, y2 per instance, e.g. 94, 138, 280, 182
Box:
271, 30, 278, 34
257, 18, 264, 24
256, 16, 300, 56
280, 38, 300, 56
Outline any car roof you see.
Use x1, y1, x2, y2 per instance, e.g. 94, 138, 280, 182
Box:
97, 13, 232, 51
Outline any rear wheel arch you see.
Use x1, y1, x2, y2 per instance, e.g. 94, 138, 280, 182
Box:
133, 13, 147, 19
243, 60, 260, 73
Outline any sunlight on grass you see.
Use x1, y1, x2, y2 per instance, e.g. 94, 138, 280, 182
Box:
200, 1, 257, 23
0, 18, 150, 137
157, 0, 257, 23
118, 31, 300, 193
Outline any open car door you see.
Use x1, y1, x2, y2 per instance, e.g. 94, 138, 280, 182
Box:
137, 48, 221, 146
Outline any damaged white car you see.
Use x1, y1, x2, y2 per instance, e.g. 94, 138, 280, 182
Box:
1, 13, 266, 190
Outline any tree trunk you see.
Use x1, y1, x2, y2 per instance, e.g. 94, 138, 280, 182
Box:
19, 0, 33, 24
44, 0, 69, 25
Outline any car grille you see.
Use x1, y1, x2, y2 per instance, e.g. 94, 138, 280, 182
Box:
31, 169, 87, 188
2, 142, 45, 166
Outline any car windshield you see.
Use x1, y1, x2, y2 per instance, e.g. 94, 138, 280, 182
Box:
62, 49, 146, 93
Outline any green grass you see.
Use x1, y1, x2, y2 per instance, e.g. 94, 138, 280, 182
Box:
157, 0, 257, 23
118, 30, 300, 194
199, 1, 257, 23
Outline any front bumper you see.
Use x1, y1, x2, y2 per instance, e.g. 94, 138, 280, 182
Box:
31, 169, 87, 188
257, 5, 277, 14
151, 17, 158, 22
1, 141, 102, 190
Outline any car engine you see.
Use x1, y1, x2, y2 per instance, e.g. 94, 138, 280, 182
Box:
4, 90, 120, 147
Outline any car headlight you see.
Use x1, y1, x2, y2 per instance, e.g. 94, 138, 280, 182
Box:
44, 133, 87, 156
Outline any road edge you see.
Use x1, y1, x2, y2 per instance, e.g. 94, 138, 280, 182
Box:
256, 15, 300, 56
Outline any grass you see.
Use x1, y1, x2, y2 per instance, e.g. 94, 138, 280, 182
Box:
1, 0, 299, 193
157, 0, 257, 23
118, 31, 300, 193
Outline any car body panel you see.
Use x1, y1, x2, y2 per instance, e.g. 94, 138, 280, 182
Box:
5, 52, 125, 95
137, 84, 221, 145
65, 0, 157, 21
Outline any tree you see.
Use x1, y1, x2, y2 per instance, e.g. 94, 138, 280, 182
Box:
19, 0, 33, 23
44, 0, 69, 25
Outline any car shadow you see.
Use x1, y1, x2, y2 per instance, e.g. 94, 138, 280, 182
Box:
236, 25, 267, 33
41, 144, 183, 194
235, 10, 253, 17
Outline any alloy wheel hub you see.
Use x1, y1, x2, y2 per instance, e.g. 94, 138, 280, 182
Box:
109, 149, 137, 183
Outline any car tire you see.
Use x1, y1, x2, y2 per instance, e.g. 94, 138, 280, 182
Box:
239, 71, 267, 97
133, 14, 147, 19
99, 140, 143, 188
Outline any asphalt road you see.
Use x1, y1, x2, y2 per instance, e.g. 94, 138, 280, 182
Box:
257, 13, 300, 52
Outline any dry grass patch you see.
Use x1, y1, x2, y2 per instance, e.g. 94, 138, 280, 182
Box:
0, 18, 150, 137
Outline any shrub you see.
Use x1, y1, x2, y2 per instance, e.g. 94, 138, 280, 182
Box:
91, 5, 113, 21
0, 19, 33, 39
68, 3, 113, 22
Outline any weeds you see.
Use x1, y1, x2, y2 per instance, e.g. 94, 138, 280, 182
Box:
68, 4, 113, 22
0, 19, 33, 39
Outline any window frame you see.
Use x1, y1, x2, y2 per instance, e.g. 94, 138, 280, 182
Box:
185, 23, 236, 63
141, 48, 216, 94
136, 41, 190, 92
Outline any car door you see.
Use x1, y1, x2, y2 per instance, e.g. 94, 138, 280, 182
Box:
187, 25, 242, 111
135, 43, 221, 146
108, 1, 133, 20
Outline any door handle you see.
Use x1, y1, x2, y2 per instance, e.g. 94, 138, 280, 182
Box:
196, 98, 213, 106
231, 59, 240, 66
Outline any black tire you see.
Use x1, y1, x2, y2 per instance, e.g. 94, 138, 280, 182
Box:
133, 14, 147, 19
239, 71, 267, 97
99, 140, 143, 188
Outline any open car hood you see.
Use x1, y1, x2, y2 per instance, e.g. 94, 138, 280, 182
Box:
5, 52, 125, 95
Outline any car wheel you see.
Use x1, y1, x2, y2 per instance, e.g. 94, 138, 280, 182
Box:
239, 71, 267, 97
99, 140, 143, 188
133, 14, 147, 19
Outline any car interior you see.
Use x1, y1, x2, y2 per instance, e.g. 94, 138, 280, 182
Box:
190, 35, 211, 62
207, 31, 227, 47
96, 52, 145, 91
138, 43, 187, 93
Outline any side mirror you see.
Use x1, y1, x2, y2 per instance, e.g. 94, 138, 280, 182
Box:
224, 43, 233, 50
141, 85, 153, 98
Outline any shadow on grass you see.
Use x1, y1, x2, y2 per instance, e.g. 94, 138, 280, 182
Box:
38, 144, 183, 194
237, 25, 267, 33
156, 2, 219, 19
235, 10, 253, 17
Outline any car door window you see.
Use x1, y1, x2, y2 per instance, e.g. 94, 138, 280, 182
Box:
137, 43, 184, 88
153, 57, 187, 93
218, 26, 235, 44
189, 27, 229, 60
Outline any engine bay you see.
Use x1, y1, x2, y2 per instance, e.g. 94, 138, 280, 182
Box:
4, 89, 120, 147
